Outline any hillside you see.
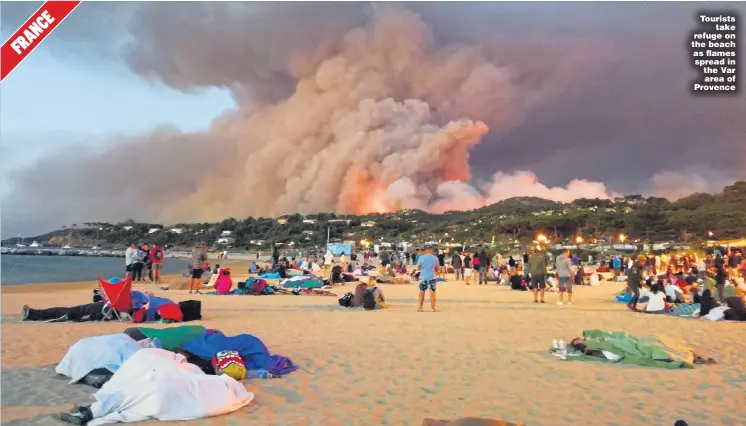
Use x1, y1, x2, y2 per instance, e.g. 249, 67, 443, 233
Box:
5, 181, 746, 250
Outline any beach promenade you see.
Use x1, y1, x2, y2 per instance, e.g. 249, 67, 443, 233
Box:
2, 275, 745, 426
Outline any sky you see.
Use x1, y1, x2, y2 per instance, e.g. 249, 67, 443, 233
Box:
1, 2, 744, 237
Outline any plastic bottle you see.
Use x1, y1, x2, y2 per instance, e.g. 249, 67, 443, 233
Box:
245, 369, 274, 379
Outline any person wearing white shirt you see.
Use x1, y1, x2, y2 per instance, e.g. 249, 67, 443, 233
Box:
323, 251, 334, 278
125, 243, 138, 276
645, 284, 666, 312
340, 253, 348, 271
664, 281, 683, 302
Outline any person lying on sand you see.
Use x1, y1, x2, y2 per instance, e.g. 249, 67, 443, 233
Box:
22, 302, 109, 322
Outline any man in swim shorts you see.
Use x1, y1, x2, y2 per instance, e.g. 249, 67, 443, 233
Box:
528, 247, 549, 304
417, 244, 439, 312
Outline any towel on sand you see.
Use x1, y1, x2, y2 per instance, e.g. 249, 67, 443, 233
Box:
56, 334, 159, 383
138, 325, 206, 351
87, 348, 253, 425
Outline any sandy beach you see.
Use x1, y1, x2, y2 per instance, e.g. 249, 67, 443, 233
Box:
2, 273, 745, 426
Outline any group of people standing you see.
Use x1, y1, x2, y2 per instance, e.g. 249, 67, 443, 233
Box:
124, 243, 165, 283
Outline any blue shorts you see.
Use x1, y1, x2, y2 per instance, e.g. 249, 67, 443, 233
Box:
558, 276, 573, 294
419, 279, 437, 292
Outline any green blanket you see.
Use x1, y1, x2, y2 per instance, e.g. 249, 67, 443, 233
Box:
139, 325, 206, 351
552, 329, 695, 369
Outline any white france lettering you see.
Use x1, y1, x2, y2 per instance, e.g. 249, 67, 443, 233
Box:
23, 29, 38, 43
27, 21, 44, 37
41, 10, 55, 24
10, 36, 30, 54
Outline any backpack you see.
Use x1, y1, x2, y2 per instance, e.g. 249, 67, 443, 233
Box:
338, 292, 354, 307
363, 288, 377, 310
248, 278, 267, 295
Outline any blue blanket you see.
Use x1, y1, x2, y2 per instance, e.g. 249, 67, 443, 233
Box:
182, 332, 297, 376
146, 296, 176, 322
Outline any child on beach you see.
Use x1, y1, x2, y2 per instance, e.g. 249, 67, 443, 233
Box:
417, 244, 439, 312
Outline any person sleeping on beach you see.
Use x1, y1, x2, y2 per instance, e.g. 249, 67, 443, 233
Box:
22, 302, 108, 322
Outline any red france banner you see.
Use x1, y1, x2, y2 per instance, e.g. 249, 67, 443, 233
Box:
1, 1, 81, 81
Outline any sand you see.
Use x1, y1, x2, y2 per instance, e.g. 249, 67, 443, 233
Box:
2, 273, 746, 426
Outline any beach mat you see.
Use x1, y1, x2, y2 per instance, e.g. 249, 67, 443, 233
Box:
422, 418, 524, 426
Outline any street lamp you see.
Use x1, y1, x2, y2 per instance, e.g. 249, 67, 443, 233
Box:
707, 230, 714, 237
575, 236, 583, 249
618, 234, 626, 243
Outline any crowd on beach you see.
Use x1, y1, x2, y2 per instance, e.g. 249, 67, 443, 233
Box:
20, 237, 746, 324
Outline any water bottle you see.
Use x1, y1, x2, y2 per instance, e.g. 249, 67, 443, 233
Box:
245, 369, 274, 379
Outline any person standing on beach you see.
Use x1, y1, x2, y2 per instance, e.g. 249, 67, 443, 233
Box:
478, 249, 490, 285
555, 248, 574, 305
523, 252, 530, 279
627, 256, 644, 310
323, 250, 334, 278
150, 244, 164, 283
132, 245, 145, 282
437, 250, 446, 280
125, 243, 137, 276
190, 242, 208, 294
379, 249, 391, 275
451, 251, 463, 281
417, 244, 439, 312
528, 248, 549, 303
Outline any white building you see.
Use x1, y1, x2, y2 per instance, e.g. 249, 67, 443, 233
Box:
169, 228, 184, 234
217, 237, 235, 245
148, 228, 161, 234
123, 226, 133, 231
221, 230, 232, 236
302, 219, 316, 224
361, 221, 377, 227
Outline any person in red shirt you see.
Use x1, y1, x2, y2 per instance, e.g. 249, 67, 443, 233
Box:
150, 244, 165, 283
674, 272, 689, 291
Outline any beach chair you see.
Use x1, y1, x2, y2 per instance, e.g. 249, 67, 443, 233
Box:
97, 276, 133, 322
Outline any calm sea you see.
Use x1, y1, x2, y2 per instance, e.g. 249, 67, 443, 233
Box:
0, 255, 192, 285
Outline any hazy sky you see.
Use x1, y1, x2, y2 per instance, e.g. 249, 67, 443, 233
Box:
1, 2, 744, 237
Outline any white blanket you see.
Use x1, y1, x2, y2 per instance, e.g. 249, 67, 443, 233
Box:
56, 334, 155, 383
88, 348, 254, 425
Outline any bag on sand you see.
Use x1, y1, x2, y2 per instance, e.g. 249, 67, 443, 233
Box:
363, 289, 377, 310
338, 292, 354, 307
178, 300, 202, 322
248, 278, 268, 295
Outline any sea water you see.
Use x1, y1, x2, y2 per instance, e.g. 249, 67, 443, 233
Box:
0, 255, 191, 285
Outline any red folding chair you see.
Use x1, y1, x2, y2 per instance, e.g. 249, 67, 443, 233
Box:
97, 276, 133, 322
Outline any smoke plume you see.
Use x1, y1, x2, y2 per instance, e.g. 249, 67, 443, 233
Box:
2, 3, 744, 235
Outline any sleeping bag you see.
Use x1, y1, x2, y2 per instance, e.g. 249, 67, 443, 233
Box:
86, 348, 254, 425
182, 331, 297, 376
56, 333, 161, 384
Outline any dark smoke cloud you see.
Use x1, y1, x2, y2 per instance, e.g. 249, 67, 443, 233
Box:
2, 2, 744, 236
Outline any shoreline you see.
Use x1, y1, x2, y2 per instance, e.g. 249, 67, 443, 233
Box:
2, 258, 249, 293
